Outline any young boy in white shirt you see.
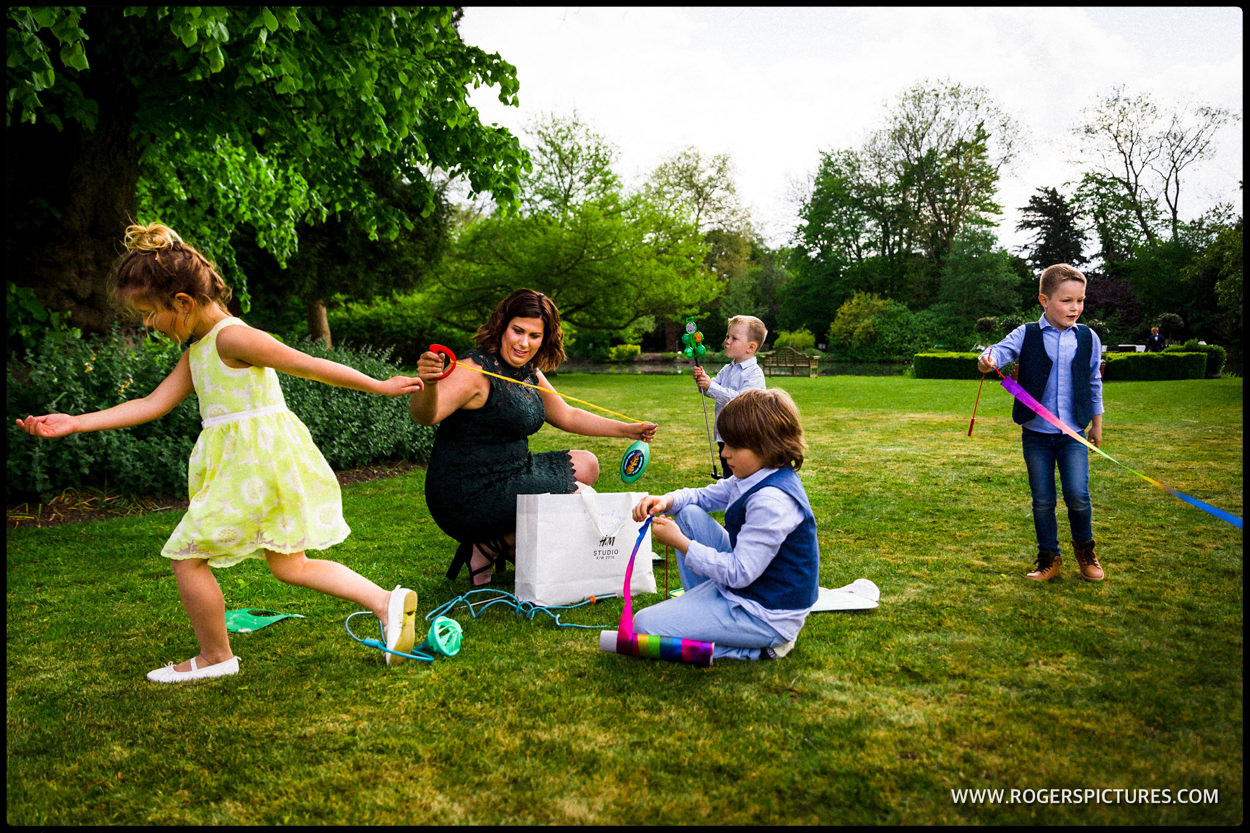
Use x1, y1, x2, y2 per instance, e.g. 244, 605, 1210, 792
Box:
693, 315, 767, 478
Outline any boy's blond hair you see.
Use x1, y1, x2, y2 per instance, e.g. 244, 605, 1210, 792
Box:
1039, 263, 1086, 297
716, 388, 806, 471
728, 314, 768, 348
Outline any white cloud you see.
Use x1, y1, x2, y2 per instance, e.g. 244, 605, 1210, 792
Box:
458, 6, 1243, 253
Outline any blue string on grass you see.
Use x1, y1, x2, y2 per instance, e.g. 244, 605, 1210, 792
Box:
424, 588, 618, 631
344, 612, 463, 663
346, 590, 619, 664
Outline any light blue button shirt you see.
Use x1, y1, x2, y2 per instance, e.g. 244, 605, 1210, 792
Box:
981, 315, 1104, 434
702, 355, 766, 441
665, 467, 810, 639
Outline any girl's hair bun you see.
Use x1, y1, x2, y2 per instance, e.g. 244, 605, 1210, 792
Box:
124, 223, 183, 254
113, 222, 232, 310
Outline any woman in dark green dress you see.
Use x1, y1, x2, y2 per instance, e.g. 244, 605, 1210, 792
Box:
411, 289, 657, 585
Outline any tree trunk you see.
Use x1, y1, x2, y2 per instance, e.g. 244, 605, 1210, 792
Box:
307, 299, 332, 347
5, 8, 140, 335
662, 319, 679, 352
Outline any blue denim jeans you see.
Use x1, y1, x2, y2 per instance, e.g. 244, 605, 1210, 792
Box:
1021, 428, 1094, 552
632, 505, 785, 661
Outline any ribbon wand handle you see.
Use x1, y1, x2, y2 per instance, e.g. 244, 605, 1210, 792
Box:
968, 373, 986, 436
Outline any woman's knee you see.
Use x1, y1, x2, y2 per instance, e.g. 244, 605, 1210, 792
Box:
569, 450, 600, 485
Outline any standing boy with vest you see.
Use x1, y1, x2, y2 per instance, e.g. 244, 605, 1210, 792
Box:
978, 263, 1106, 582
630, 388, 819, 660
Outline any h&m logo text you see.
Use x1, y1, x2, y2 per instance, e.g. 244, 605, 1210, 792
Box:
594, 534, 617, 559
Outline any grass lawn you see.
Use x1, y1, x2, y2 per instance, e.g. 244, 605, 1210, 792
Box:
6, 374, 1242, 825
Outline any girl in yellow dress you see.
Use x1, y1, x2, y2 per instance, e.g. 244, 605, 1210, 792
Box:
16, 223, 424, 682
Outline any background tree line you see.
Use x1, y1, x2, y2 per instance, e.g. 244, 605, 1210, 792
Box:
6, 8, 1242, 374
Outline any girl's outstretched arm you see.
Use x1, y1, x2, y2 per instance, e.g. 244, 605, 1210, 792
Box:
16, 352, 195, 437
216, 325, 422, 396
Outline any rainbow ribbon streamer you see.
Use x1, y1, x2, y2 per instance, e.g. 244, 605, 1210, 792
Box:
599, 514, 715, 666
997, 373, 1241, 529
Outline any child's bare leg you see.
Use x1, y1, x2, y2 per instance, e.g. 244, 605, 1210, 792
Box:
169, 557, 234, 670
265, 550, 391, 624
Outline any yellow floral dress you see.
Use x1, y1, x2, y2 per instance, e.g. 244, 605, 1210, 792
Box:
162, 317, 350, 567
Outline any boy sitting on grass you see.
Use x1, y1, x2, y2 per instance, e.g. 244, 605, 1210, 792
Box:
631, 388, 818, 661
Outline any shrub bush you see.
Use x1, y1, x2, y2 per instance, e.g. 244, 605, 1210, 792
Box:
826, 294, 938, 361
282, 338, 434, 471
605, 343, 641, 363
774, 327, 816, 351
998, 315, 1023, 335
912, 352, 983, 380
7, 327, 199, 501
1163, 340, 1226, 377
1102, 351, 1206, 381
7, 328, 433, 502
328, 292, 469, 367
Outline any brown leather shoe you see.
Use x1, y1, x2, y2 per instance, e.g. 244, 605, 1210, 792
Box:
1073, 539, 1104, 581
1026, 550, 1062, 581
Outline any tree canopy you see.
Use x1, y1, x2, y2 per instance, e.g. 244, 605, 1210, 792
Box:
429, 112, 720, 346
6, 6, 529, 332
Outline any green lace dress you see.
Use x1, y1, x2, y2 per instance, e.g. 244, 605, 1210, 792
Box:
424, 348, 576, 543
161, 317, 350, 567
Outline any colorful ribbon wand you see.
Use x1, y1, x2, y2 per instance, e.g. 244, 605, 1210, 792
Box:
983, 363, 1241, 529
598, 514, 715, 666
681, 317, 721, 480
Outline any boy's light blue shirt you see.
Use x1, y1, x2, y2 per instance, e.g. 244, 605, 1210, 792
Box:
702, 355, 766, 441
664, 467, 810, 639
981, 315, 1104, 434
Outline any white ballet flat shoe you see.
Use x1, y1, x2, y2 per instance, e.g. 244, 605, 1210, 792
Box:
384, 586, 419, 666
147, 655, 240, 683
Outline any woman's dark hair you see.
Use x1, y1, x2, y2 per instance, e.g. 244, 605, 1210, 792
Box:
473, 289, 566, 372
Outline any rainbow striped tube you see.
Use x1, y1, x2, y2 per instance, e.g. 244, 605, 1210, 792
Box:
599, 630, 714, 667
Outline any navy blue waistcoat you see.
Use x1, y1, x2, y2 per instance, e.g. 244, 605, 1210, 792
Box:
1013, 323, 1094, 429
723, 467, 820, 611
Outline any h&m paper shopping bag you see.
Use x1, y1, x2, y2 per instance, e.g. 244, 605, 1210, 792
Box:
515, 491, 657, 606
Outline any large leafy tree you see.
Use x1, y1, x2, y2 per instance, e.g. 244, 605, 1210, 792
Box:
648, 145, 748, 236
874, 79, 1022, 267
793, 79, 1021, 315
6, 6, 528, 333
1072, 85, 1238, 245
432, 112, 719, 343
235, 157, 455, 346
933, 225, 1027, 327
1015, 186, 1088, 271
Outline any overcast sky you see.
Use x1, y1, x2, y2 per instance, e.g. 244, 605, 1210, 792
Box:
456, 6, 1243, 255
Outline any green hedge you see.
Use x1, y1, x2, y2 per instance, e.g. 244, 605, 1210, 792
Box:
7, 328, 433, 502
914, 350, 1210, 382
912, 352, 1009, 380
1163, 340, 1226, 378
1102, 351, 1206, 381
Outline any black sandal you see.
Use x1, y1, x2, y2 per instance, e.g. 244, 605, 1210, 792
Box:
445, 537, 513, 584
